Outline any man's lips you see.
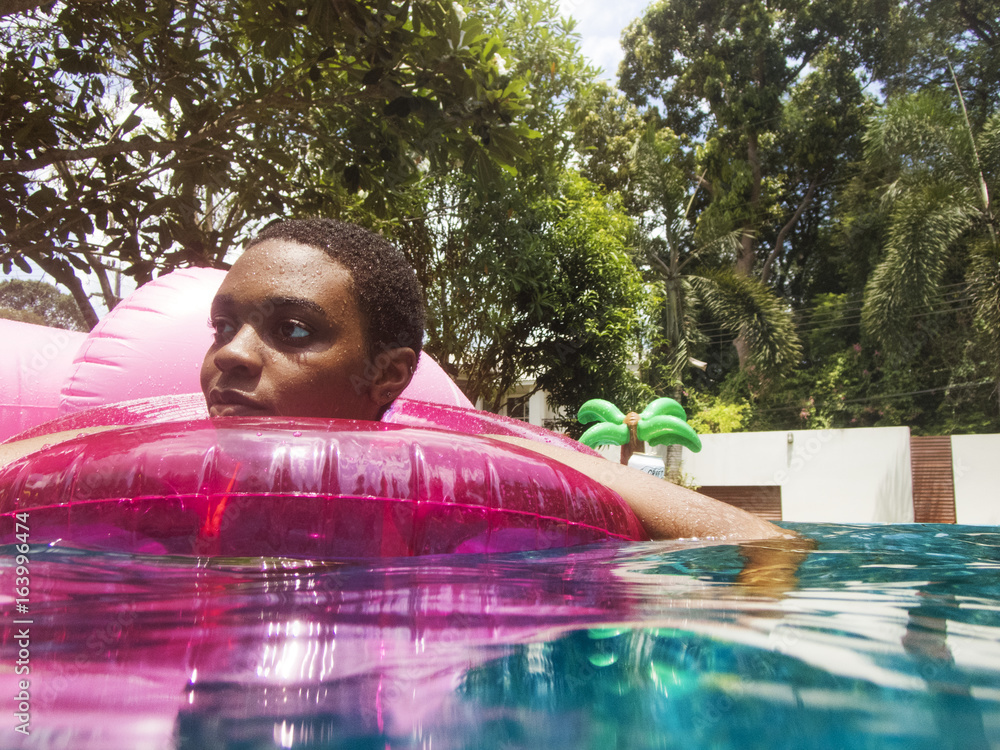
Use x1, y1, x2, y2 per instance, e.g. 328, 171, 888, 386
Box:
207, 390, 268, 417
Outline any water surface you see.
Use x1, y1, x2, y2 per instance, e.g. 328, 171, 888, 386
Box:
2, 524, 999, 749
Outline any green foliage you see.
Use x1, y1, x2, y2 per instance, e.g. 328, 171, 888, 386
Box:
689, 269, 802, 382
717, 288, 1000, 434
619, 0, 883, 288
687, 393, 750, 434
0, 306, 44, 326
404, 165, 648, 427
0, 278, 87, 330
877, 0, 1000, 125
582, 0, 999, 435
1, 0, 536, 323
533, 173, 650, 428
383, 1, 648, 425
860, 90, 1000, 420
4, 0, 999, 438
569, 82, 647, 201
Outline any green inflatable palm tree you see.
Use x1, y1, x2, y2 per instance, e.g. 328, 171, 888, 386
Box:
577, 397, 702, 465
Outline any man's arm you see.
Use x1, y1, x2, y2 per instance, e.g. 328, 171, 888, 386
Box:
0, 426, 118, 470
489, 435, 789, 541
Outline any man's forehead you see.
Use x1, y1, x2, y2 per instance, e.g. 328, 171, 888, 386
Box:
237, 238, 341, 266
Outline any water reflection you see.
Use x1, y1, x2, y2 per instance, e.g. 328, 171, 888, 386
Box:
1, 525, 999, 749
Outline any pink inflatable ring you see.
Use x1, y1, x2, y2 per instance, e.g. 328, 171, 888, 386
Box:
0, 418, 648, 557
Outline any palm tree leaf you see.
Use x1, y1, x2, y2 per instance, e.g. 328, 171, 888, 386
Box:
639, 397, 687, 421
577, 398, 625, 424
862, 184, 976, 356
689, 270, 802, 377
579, 421, 630, 448
636, 415, 702, 452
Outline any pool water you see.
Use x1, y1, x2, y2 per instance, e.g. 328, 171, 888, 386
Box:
2, 524, 999, 749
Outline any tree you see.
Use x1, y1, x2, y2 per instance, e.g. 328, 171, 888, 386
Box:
387, 0, 650, 420
1, 0, 535, 326
877, 0, 1000, 127
618, 0, 883, 368
402, 163, 649, 424
571, 83, 801, 406
861, 89, 1000, 418
0, 278, 87, 329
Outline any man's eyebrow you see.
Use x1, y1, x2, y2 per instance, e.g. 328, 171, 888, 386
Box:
266, 295, 328, 319
211, 293, 328, 320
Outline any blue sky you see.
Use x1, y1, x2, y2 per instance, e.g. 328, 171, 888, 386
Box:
557, 0, 651, 83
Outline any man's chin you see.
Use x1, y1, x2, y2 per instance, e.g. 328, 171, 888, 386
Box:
208, 403, 270, 418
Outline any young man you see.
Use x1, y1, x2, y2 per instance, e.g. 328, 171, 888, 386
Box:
200, 218, 421, 423
3, 219, 786, 541
199, 218, 785, 541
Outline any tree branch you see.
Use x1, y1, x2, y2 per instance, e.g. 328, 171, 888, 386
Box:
0, 0, 50, 17
26, 251, 100, 329
762, 177, 819, 285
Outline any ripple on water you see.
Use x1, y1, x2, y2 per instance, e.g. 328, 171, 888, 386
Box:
1, 523, 998, 750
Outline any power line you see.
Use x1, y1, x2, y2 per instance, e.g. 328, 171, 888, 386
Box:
697, 304, 976, 346
755, 379, 996, 413
686, 282, 970, 339
689, 288, 976, 343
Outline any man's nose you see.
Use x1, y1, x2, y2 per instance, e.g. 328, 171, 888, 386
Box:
212, 324, 264, 375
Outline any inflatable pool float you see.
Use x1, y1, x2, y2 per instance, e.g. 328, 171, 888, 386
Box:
0, 268, 648, 556
0, 416, 646, 557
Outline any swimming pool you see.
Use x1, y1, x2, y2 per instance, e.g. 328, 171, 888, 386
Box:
2, 523, 998, 749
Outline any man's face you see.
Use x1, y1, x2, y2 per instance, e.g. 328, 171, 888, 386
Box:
200, 239, 382, 420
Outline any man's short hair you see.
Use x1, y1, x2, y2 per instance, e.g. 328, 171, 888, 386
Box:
248, 218, 425, 360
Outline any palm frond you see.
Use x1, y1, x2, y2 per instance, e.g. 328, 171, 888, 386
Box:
967, 235, 1000, 367
689, 270, 802, 377
862, 181, 977, 357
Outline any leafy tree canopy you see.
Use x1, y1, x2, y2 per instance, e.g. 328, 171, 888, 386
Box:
1, 0, 536, 326
616, 0, 879, 377
384, 0, 650, 420
0, 278, 87, 329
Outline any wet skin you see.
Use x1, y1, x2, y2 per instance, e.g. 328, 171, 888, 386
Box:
200, 239, 411, 421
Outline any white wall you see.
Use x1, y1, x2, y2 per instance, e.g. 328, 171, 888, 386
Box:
527, 390, 548, 427
951, 434, 1000, 525
680, 427, 915, 523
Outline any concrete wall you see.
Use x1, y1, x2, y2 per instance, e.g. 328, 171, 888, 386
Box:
680, 427, 915, 523
952, 434, 1000, 525
493, 378, 997, 527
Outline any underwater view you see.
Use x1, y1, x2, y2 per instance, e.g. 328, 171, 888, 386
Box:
2, 523, 999, 750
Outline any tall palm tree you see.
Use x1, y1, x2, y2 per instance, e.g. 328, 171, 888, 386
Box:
630, 127, 802, 393
861, 87, 1000, 414
624, 126, 801, 475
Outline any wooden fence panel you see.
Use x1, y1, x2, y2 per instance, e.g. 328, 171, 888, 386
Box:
697, 486, 782, 521
910, 436, 956, 523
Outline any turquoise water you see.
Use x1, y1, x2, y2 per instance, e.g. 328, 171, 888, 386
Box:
2, 524, 999, 749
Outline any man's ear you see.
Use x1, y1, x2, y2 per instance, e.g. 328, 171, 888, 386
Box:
371, 347, 418, 409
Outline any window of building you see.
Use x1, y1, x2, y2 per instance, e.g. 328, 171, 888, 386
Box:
506, 394, 530, 422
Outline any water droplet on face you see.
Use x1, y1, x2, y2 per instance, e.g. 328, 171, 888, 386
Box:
256, 431, 263, 437
292, 431, 303, 438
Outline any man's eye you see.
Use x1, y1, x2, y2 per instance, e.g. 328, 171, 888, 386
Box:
210, 318, 237, 342
276, 320, 312, 341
